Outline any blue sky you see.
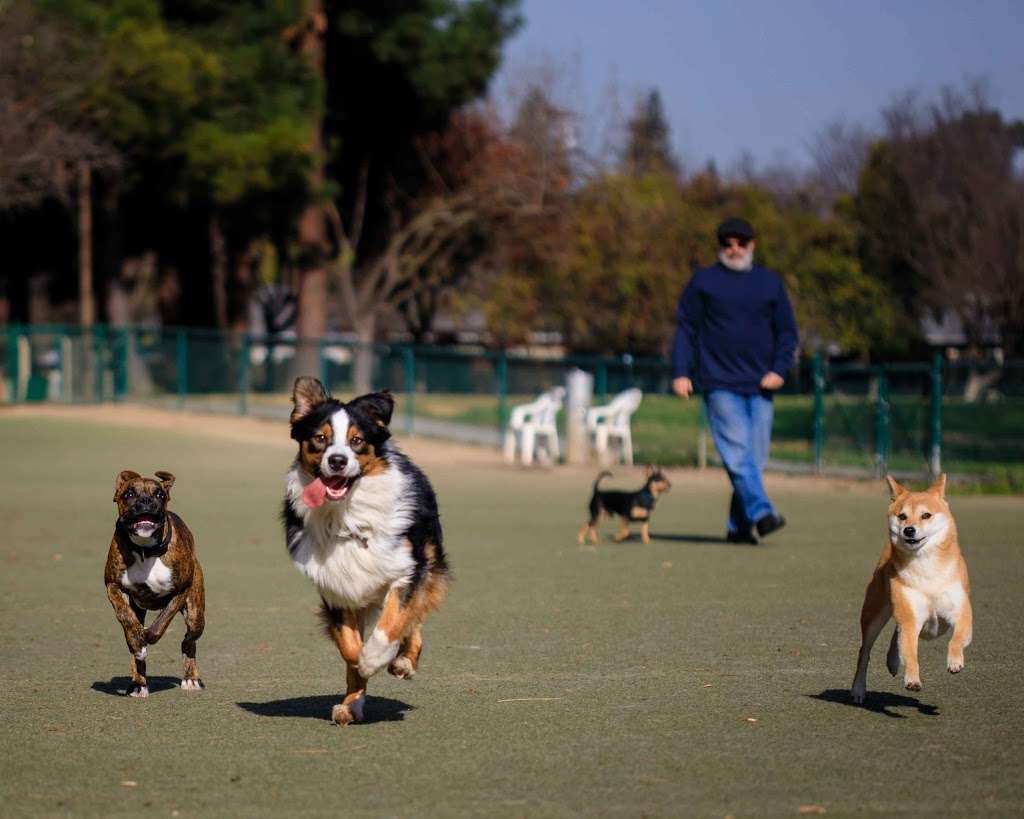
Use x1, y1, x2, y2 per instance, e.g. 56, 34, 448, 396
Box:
496, 0, 1024, 171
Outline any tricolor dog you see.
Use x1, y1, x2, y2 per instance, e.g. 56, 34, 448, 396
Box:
282, 378, 450, 725
104, 470, 206, 697
850, 474, 972, 704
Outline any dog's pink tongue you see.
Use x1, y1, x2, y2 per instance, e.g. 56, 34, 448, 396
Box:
302, 478, 328, 509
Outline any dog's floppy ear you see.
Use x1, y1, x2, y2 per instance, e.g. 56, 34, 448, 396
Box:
114, 470, 141, 501
350, 390, 394, 428
927, 472, 947, 500
154, 471, 176, 495
291, 377, 329, 424
885, 474, 907, 500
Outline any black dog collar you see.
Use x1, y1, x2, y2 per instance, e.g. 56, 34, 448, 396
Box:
116, 517, 173, 559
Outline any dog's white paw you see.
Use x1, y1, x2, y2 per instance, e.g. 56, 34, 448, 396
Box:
180, 678, 205, 691
947, 656, 965, 674
358, 629, 400, 679
126, 684, 149, 698
331, 696, 364, 725
388, 656, 416, 679
904, 677, 922, 692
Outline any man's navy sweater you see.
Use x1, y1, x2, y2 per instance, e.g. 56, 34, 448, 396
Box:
671, 261, 798, 395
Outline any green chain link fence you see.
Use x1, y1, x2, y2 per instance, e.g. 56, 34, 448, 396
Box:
3, 324, 1022, 489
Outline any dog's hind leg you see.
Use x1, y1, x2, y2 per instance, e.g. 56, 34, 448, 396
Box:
179, 579, 205, 691
613, 521, 631, 542
640, 521, 651, 545
885, 626, 901, 677
947, 595, 972, 674
850, 571, 892, 704
389, 625, 423, 679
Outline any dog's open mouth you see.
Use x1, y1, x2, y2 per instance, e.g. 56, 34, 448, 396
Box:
302, 474, 357, 508
129, 514, 162, 537
321, 474, 355, 500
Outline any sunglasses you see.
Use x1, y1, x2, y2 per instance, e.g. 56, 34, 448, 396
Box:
718, 236, 751, 249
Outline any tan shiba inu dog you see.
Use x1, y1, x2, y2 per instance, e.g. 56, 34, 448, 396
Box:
850, 474, 972, 704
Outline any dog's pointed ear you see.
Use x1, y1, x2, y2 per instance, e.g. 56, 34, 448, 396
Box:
927, 473, 947, 499
885, 474, 907, 500
350, 390, 394, 429
154, 471, 176, 495
291, 377, 329, 424
114, 470, 140, 501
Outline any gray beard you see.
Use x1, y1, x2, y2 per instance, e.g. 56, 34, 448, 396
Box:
719, 249, 753, 271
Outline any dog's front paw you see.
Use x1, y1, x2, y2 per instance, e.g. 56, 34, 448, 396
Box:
947, 654, 965, 674
125, 683, 149, 698
331, 698, 364, 725
904, 677, 922, 692
358, 629, 400, 679
850, 683, 866, 705
180, 677, 205, 691
388, 656, 416, 679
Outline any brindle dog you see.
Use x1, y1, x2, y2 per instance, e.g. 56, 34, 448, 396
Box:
104, 470, 205, 697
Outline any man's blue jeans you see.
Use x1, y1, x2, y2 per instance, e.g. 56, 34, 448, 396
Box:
705, 389, 776, 536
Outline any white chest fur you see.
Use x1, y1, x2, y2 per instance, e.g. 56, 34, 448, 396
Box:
287, 464, 417, 609
121, 555, 175, 597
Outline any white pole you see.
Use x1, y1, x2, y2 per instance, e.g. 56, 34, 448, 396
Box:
566, 368, 593, 465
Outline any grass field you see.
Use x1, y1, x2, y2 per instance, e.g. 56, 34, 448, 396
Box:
2, 405, 1023, 817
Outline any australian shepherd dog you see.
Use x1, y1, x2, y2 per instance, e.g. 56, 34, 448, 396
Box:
282, 377, 449, 725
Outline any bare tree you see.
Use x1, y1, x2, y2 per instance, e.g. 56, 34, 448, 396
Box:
807, 119, 872, 210
880, 82, 1024, 369
0, 2, 116, 208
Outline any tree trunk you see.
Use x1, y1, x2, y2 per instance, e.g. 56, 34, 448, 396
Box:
78, 160, 93, 328
210, 214, 229, 329
352, 312, 377, 394
291, 0, 330, 382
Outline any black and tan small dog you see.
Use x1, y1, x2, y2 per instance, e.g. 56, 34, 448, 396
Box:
104, 470, 205, 698
577, 467, 672, 545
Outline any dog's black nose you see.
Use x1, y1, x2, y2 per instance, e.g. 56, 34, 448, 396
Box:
903, 526, 916, 538
328, 454, 347, 471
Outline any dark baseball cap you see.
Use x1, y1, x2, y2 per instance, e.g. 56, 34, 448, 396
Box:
716, 217, 755, 243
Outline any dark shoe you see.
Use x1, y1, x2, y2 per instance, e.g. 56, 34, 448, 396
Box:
726, 530, 758, 545
756, 513, 786, 538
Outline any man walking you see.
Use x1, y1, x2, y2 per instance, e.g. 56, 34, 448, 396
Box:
671, 217, 798, 544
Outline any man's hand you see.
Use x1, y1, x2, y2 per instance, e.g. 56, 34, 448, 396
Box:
760, 371, 784, 391
672, 377, 693, 399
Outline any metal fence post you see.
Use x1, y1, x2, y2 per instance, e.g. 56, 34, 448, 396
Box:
7, 325, 20, 403
319, 338, 329, 389
929, 353, 943, 477
496, 351, 509, 434
875, 368, 890, 478
238, 334, 250, 416
595, 359, 608, 399
403, 345, 416, 436
176, 328, 187, 409
813, 352, 825, 474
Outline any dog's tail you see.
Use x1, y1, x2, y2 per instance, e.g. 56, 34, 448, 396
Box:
593, 471, 613, 491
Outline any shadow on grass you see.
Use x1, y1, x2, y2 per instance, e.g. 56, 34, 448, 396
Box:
648, 532, 749, 545
91, 676, 181, 696
809, 688, 940, 719
236, 694, 412, 724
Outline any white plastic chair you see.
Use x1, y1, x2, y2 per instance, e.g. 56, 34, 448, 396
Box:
586, 388, 643, 466
503, 386, 565, 466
